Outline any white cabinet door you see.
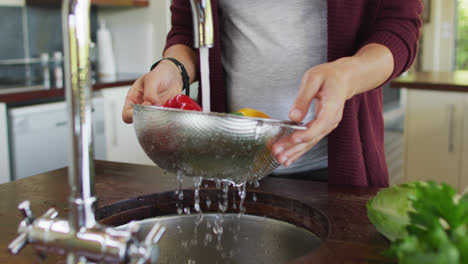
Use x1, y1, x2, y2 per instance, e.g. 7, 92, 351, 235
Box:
102, 86, 154, 166
461, 96, 468, 193
0, 0, 24, 6
0, 103, 10, 183
404, 90, 464, 189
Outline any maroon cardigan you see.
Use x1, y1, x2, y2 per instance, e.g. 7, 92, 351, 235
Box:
165, 0, 422, 187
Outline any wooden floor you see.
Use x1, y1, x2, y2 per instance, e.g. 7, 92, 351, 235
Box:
385, 130, 404, 186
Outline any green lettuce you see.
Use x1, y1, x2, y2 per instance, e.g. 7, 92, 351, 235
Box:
366, 182, 417, 241
367, 181, 468, 264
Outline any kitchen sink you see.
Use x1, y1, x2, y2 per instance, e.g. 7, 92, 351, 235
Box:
97, 188, 329, 264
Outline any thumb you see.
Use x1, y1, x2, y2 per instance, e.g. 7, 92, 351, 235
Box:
289, 70, 323, 122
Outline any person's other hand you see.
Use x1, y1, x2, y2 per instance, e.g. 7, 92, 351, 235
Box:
122, 60, 183, 124
272, 58, 357, 167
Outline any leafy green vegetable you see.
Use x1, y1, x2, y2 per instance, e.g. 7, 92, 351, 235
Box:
367, 181, 468, 264
366, 182, 417, 241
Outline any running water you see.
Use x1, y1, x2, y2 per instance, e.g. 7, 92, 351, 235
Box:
237, 184, 247, 217
193, 177, 203, 223
213, 180, 230, 251
169, 46, 267, 261
173, 172, 262, 261
252, 181, 260, 202
199, 47, 211, 112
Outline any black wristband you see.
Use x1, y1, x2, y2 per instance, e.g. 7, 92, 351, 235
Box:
150, 57, 190, 96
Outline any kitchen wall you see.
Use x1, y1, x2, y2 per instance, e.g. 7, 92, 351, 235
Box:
420, 0, 457, 72
0, 5, 27, 85
96, 0, 171, 74
0, 3, 98, 88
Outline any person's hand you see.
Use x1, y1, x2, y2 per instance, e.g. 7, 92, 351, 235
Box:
122, 60, 184, 124
272, 58, 357, 167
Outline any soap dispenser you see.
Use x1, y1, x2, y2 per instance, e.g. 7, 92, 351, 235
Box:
97, 19, 116, 81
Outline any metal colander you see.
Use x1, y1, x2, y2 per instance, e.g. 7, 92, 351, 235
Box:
133, 104, 306, 183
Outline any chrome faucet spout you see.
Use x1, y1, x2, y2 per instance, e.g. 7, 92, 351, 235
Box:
62, 0, 96, 231
190, 0, 214, 48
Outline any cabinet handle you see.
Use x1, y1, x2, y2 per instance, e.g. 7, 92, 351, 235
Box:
448, 104, 455, 153
55, 121, 67, 127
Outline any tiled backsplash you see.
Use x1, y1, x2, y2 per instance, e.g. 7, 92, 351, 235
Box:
27, 6, 63, 60
0, 7, 25, 61
0, 5, 97, 88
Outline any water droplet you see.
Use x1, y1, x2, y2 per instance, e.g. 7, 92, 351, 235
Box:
213, 225, 223, 235
183, 207, 191, 214
181, 241, 188, 248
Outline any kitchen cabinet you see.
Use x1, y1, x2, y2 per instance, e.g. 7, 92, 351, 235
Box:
1, 0, 25, 6
462, 95, 468, 193
102, 86, 154, 166
404, 89, 467, 192
7, 97, 106, 180
0, 103, 10, 184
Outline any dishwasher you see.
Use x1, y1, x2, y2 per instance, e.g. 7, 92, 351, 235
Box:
8, 96, 106, 180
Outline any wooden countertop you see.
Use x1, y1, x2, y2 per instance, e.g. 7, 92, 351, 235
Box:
0, 74, 139, 105
390, 71, 468, 92
0, 161, 391, 264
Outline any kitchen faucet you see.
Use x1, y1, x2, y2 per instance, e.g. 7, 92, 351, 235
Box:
190, 0, 214, 48
7, 0, 165, 263
7, 0, 215, 263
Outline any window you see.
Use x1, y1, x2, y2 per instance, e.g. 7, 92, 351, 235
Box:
456, 0, 468, 70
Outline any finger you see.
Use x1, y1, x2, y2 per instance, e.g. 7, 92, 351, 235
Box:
272, 123, 316, 157
122, 77, 144, 124
272, 133, 296, 154
289, 69, 324, 123
292, 98, 343, 143
282, 136, 321, 159
279, 142, 313, 167
283, 130, 329, 167
284, 145, 312, 167
272, 135, 297, 164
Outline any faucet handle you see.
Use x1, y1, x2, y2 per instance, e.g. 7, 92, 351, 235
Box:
144, 223, 166, 246
18, 200, 34, 224
42, 208, 59, 219
8, 233, 28, 255
127, 223, 166, 264
9, 201, 34, 255
128, 221, 141, 237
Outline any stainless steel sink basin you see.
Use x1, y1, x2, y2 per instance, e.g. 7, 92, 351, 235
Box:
97, 188, 329, 264
119, 214, 322, 264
